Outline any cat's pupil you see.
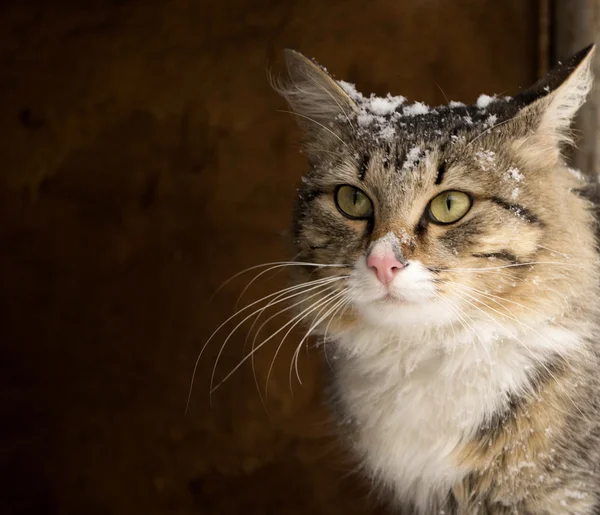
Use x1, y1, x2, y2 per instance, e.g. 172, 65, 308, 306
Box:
353, 189, 359, 205
446, 196, 452, 210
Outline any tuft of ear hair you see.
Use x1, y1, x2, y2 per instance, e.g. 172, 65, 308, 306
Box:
272, 50, 358, 140
516, 44, 595, 150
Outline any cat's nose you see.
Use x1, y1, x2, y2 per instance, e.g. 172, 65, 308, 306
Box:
367, 251, 405, 286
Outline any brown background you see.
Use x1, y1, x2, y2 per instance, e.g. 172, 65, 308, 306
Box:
0, 1, 539, 514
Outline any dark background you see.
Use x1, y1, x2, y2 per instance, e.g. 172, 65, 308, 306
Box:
0, 1, 540, 514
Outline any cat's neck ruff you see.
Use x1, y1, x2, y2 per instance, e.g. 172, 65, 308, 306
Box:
331, 319, 584, 512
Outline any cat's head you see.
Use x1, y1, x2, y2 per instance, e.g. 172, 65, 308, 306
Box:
276, 46, 598, 347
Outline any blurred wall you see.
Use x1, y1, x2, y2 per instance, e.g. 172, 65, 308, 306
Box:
554, 0, 600, 177
0, 1, 538, 514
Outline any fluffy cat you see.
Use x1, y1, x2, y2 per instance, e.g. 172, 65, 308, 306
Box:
276, 45, 600, 514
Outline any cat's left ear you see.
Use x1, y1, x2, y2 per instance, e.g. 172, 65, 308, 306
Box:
514, 44, 595, 158
274, 50, 358, 149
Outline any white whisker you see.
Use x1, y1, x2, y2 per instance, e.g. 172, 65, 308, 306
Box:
247, 279, 345, 406
210, 260, 349, 302
209, 283, 346, 400
321, 298, 353, 373
261, 291, 344, 398
243, 276, 347, 354
200, 284, 345, 398
291, 291, 350, 389
446, 286, 589, 422
450, 282, 578, 373
466, 110, 529, 147
186, 275, 346, 412
430, 261, 587, 272
307, 75, 356, 131
260, 288, 348, 398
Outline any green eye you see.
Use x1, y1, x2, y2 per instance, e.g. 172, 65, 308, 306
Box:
428, 190, 472, 224
335, 185, 373, 219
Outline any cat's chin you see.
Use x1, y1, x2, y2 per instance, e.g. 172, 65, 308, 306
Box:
373, 293, 406, 304
371, 294, 417, 309
354, 296, 451, 330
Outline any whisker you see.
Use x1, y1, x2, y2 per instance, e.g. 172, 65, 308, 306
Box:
210, 260, 349, 302
446, 286, 589, 422
247, 282, 343, 381
430, 261, 587, 272
323, 295, 354, 342
433, 292, 480, 350
437, 292, 492, 366
209, 284, 346, 400
451, 282, 567, 327
291, 292, 350, 389
247, 279, 345, 407
260, 288, 347, 399
435, 83, 449, 104
432, 293, 459, 352
467, 110, 530, 147
207, 287, 344, 398
321, 298, 353, 373
450, 283, 577, 369
307, 75, 356, 131
235, 262, 346, 310
243, 276, 347, 354
186, 276, 347, 412
536, 244, 570, 258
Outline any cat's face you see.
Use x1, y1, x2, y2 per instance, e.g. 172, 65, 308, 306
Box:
280, 47, 597, 345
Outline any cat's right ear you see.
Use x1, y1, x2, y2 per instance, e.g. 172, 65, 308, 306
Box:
510, 44, 595, 166
274, 50, 358, 141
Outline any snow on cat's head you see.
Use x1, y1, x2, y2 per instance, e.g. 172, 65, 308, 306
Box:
276, 47, 598, 344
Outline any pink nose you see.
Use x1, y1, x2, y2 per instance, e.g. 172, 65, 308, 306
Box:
367, 252, 405, 286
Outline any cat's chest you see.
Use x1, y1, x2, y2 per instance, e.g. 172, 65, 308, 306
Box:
331, 330, 535, 508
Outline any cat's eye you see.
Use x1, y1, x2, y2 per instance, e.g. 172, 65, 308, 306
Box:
335, 185, 373, 219
428, 190, 472, 224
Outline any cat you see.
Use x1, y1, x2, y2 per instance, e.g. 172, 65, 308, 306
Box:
275, 44, 600, 514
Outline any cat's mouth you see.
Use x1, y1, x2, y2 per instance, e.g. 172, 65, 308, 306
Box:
375, 292, 408, 304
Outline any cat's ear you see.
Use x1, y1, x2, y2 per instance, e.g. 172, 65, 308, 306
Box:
275, 50, 358, 139
513, 44, 595, 160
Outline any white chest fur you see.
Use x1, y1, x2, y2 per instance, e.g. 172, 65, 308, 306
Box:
330, 322, 581, 512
